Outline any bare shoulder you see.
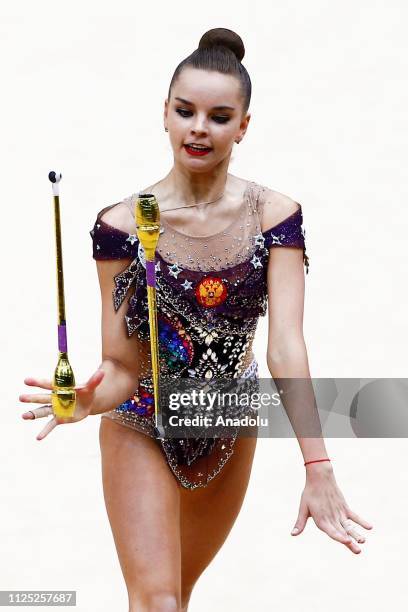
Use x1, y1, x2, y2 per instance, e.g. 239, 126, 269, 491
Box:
259, 185, 301, 232
99, 198, 137, 234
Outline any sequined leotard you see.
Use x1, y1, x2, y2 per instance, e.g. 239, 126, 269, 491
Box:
90, 180, 309, 489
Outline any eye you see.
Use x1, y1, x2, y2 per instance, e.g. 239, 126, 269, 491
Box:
176, 108, 231, 124
212, 116, 230, 124
176, 109, 192, 118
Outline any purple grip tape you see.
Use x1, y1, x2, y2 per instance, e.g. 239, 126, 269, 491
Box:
58, 324, 68, 353
146, 260, 156, 287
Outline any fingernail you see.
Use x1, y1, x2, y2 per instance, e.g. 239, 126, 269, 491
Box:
291, 527, 299, 534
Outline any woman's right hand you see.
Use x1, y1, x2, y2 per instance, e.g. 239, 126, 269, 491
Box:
19, 369, 105, 440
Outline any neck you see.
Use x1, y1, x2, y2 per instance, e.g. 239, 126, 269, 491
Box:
163, 164, 231, 204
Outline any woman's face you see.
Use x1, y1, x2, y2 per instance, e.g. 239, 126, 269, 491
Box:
164, 67, 250, 172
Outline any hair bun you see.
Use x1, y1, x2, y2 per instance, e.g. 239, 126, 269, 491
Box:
198, 28, 245, 62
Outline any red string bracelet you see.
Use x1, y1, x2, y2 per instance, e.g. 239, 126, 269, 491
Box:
304, 458, 331, 466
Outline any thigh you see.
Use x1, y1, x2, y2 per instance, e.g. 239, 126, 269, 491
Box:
180, 434, 258, 596
99, 417, 182, 600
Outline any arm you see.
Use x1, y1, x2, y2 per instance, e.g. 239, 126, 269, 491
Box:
266, 244, 332, 475
262, 190, 329, 470
89, 257, 141, 416
264, 195, 373, 553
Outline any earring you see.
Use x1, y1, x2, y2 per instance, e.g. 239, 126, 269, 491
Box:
164, 127, 168, 132
235, 139, 241, 144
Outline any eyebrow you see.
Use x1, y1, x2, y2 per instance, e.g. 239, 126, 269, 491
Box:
174, 97, 235, 111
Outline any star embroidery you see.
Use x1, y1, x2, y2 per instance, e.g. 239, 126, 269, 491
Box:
155, 261, 161, 272
270, 233, 285, 245
253, 233, 265, 248
168, 263, 183, 278
96, 244, 100, 250
96, 224, 100, 229
250, 254, 262, 269
181, 279, 192, 290
126, 234, 138, 245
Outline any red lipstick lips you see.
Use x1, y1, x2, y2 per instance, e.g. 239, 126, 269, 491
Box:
184, 145, 212, 156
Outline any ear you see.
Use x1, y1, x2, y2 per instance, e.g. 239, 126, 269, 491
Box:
238, 112, 251, 141
164, 98, 169, 130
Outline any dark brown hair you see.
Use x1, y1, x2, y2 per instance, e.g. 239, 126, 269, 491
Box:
167, 28, 251, 116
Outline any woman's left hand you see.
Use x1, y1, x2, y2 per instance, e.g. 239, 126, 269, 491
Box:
290, 463, 373, 554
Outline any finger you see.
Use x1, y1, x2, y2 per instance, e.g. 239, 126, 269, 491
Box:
346, 509, 373, 530
36, 418, 58, 440
22, 405, 53, 420
291, 497, 310, 535
24, 377, 53, 390
319, 521, 352, 546
336, 521, 365, 555
19, 393, 52, 404
315, 519, 362, 554
341, 518, 366, 543
348, 528, 365, 543
345, 540, 362, 554
75, 369, 105, 391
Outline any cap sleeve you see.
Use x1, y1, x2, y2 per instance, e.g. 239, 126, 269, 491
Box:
89, 203, 139, 260
262, 204, 310, 274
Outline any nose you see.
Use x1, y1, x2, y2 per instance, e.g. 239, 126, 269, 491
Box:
190, 114, 208, 135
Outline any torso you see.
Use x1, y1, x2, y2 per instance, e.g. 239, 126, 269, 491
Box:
93, 176, 307, 389
92, 178, 307, 475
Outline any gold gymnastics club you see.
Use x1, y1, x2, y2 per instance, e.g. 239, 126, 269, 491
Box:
48, 171, 76, 419
135, 193, 165, 439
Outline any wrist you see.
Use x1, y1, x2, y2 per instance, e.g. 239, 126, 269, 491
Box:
304, 457, 331, 467
305, 460, 334, 481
